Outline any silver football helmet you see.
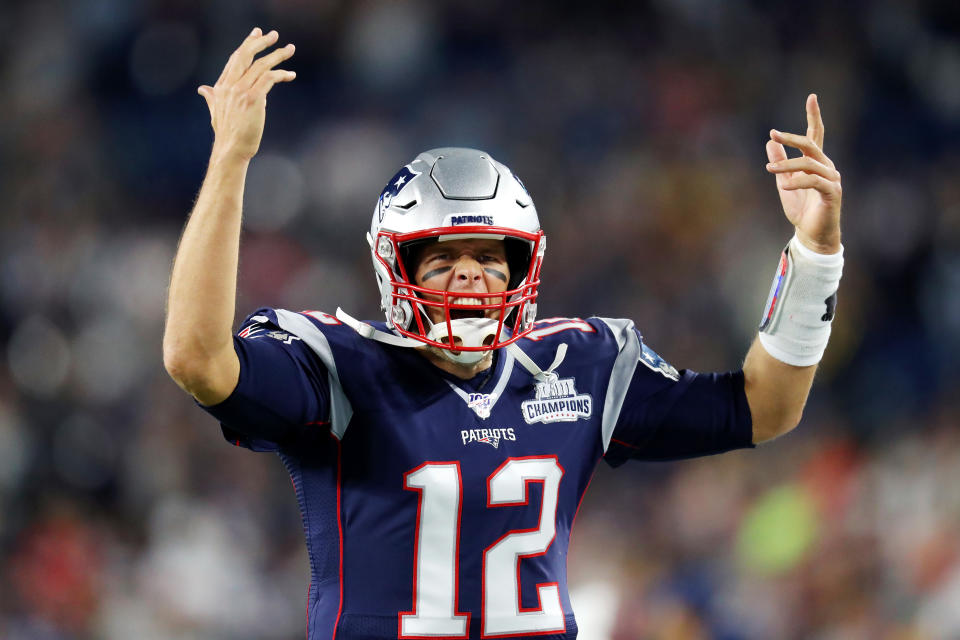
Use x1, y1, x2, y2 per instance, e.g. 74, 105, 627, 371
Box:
367, 147, 545, 362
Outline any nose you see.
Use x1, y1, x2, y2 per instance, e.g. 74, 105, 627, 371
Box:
452, 255, 483, 284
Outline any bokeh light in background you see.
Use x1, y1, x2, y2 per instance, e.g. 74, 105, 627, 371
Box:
0, 0, 958, 638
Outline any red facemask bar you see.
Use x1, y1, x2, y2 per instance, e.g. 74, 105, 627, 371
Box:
373, 226, 544, 351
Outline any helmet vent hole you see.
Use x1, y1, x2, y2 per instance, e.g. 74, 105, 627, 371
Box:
482, 334, 495, 346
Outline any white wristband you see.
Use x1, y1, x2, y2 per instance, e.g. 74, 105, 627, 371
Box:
758, 234, 843, 366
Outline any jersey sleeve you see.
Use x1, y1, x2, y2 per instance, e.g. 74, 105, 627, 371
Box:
598, 324, 754, 467
199, 308, 331, 452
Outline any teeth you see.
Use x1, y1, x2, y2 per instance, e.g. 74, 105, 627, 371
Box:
451, 297, 483, 306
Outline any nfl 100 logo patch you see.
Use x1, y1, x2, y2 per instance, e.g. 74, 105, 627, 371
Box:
467, 393, 496, 420
521, 377, 592, 424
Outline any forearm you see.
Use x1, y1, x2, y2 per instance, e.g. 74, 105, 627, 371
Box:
742, 338, 816, 443
162, 28, 296, 404
163, 148, 248, 402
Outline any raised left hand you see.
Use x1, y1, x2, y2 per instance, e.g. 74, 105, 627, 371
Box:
766, 94, 842, 254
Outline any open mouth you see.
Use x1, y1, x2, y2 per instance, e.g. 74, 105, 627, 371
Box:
448, 297, 488, 321
450, 309, 486, 320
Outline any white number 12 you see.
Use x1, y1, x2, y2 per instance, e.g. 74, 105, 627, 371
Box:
400, 456, 566, 638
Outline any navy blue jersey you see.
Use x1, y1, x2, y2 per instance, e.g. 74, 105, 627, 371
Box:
203, 309, 753, 640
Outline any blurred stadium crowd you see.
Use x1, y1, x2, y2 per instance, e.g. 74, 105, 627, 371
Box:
1, 0, 958, 638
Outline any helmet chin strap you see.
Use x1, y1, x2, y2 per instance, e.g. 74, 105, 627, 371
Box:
334, 308, 566, 380
335, 308, 423, 348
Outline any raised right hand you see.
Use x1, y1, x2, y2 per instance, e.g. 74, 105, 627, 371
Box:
197, 28, 296, 161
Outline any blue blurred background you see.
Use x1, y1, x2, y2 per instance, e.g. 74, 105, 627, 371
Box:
1, 1, 958, 638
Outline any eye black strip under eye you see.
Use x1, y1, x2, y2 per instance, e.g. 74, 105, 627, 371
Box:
420, 266, 452, 281
483, 268, 508, 283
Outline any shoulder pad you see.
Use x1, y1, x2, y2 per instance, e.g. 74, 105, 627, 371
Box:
523, 317, 601, 343
236, 308, 295, 343
237, 307, 355, 344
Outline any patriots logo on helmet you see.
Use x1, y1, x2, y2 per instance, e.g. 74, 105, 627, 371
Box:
377, 165, 420, 222
512, 172, 528, 193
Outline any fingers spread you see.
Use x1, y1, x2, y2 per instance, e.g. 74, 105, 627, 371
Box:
806, 93, 825, 149
220, 29, 280, 85
238, 43, 296, 91
766, 156, 840, 182
250, 69, 297, 97
218, 28, 260, 84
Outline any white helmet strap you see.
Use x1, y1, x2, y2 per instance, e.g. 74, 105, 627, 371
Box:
335, 308, 422, 347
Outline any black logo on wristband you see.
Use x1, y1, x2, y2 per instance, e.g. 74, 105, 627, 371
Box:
822, 291, 838, 322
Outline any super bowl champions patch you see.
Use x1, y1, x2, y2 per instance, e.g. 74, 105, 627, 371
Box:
521, 377, 592, 424
639, 343, 680, 381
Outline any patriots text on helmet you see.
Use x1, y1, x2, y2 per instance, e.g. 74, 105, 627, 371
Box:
450, 215, 495, 226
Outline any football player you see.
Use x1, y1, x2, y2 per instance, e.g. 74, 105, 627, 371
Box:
164, 29, 843, 640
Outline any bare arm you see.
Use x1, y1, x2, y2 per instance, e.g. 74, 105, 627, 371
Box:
163, 27, 296, 406
744, 338, 818, 443
744, 94, 843, 443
